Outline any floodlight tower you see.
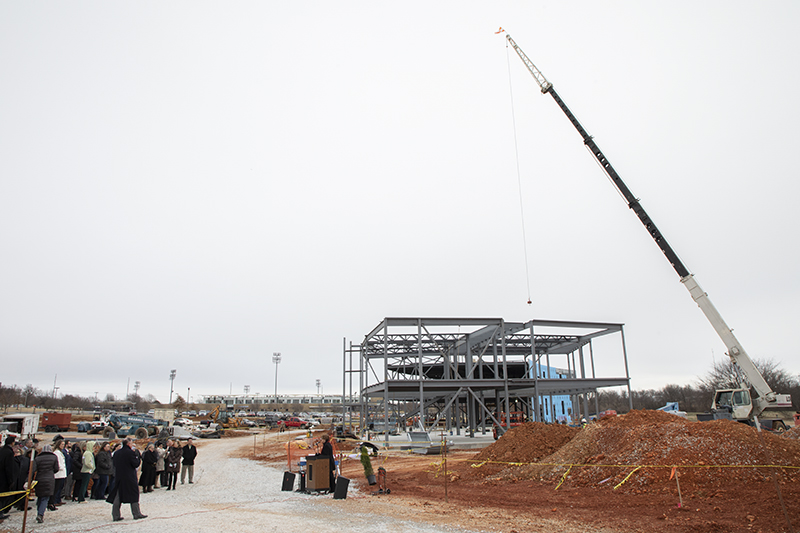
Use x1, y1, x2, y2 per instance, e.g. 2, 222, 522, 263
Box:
169, 369, 177, 404
272, 352, 281, 403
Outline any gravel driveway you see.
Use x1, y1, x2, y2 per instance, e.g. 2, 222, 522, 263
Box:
1, 435, 479, 533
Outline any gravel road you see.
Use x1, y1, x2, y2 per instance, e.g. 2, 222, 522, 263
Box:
1, 434, 479, 533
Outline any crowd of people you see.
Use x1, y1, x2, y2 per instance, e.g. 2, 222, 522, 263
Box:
0, 433, 198, 524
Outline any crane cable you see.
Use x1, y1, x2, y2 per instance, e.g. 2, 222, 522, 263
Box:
505, 38, 532, 305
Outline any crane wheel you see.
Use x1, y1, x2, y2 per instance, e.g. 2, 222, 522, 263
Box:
103, 427, 117, 440
135, 427, 149, 440
773, 421, 787, 433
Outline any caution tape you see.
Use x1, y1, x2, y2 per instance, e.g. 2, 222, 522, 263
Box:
554, 465, 572, 490
462, 458, 800, 470
351, 452, 798, 491
0, 481, 37, 514
613, 466, 642, 490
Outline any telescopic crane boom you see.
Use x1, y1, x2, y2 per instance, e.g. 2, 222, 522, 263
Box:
504, 33, 792, 424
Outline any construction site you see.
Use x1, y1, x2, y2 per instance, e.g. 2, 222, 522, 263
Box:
249, 411, 800, 533
0, 11, 800, 533
348, 316, 631, 437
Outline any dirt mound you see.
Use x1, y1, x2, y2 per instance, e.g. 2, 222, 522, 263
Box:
479, 410, 800, 493
473, 422, 578, 464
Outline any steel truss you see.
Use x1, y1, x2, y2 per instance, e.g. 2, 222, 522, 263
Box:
357, 317, 633, 441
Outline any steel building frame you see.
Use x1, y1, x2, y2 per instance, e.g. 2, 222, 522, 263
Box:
357, 317, 633, 441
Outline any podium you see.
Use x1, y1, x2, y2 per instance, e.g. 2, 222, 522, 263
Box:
305, 455, 331, 491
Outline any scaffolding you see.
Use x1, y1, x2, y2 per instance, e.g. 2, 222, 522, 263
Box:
353, 317, 633, 442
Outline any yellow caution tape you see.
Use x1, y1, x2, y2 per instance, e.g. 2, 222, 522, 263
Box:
0, 482, 37, 513
465, 459, 800, 470
613, 466, 642, 490
554, 465, 572, 490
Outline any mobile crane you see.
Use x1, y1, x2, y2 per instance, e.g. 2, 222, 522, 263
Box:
504, 33, 793, 430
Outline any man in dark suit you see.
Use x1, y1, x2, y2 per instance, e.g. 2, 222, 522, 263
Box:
106, 439, 147, 521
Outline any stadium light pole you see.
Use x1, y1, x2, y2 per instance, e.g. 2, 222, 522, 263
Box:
272, 352, 281, 403
169, 369, 177, 404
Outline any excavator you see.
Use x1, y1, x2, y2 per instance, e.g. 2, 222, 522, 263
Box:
504, 32, 793, 431
207, 405, 245, 429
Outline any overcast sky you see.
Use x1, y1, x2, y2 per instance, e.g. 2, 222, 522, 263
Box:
1, 2, 798, 404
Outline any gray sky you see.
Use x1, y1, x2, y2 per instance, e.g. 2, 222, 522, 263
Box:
2, 2, 798, 403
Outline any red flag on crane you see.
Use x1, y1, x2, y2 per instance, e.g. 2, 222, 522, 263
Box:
495, 27, 505, 34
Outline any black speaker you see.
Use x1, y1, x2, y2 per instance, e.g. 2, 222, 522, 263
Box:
281, 471, 296, 491
333, 476, 350, 500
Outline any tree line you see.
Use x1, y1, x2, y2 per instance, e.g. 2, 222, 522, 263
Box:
2, 359, 797, 415
0, 384, 163, 413
596, 358, 800, 413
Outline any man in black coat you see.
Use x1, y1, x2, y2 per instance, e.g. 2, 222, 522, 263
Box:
180, 438, 197, 484
0, 435, 17, 521
106, 439, 147, 521
319, 434, 336, 492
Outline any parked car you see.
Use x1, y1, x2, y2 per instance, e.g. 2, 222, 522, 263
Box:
282, 417, 312, 429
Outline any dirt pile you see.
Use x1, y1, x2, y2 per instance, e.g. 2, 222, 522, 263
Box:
473, 422, 578, 464
475, 410, 800, 493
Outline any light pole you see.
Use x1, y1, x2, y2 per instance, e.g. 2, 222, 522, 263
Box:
316, 379, 321, 398
272, 352, 281, 403
169, 369, 177, 404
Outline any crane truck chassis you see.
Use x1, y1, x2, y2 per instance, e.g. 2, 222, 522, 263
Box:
504, 32, 794, 431
101, 413, 169, 440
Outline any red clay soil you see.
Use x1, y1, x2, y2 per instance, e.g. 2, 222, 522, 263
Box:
252, 413, 800, 533
474, 422, 579, 464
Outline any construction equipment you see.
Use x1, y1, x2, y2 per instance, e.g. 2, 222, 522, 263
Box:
0, 414, 39, 440
208, 405, 245, 429
102, 413, 168, 439
657, 403, 687, 419
41, 412, 72, 432
492, 411, 526, 440
504, 33, 793, 430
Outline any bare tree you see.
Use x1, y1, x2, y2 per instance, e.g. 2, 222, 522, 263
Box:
698, 357, 799, 407
172, 394, 186, 413
0, 385, 21, 412
22, 384, 38, 407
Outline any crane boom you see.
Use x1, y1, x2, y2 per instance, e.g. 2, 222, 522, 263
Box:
505, 33, 791, 417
